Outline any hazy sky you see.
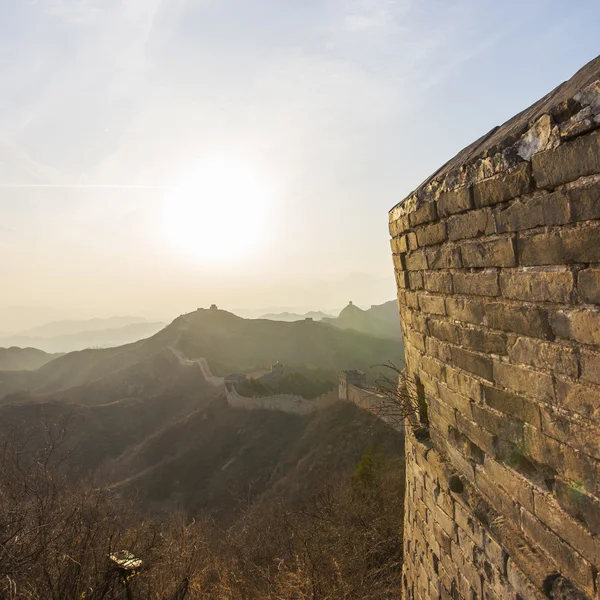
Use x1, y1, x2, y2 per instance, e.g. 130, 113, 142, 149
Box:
1, 0, 599, 324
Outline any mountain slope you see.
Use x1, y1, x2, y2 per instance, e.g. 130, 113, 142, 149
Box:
323, 300, 402, 339
0, 347, 58, 371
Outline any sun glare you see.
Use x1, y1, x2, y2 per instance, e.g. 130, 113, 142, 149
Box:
162, 157, 271, 265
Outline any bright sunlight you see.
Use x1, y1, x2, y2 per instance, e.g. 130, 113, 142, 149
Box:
162, 156, 272, 265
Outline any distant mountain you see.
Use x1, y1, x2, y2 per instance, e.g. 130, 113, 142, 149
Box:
0, 347, 58, 371
0, 321, 166, 353
323, 300, 402, 340
17, 316, 151, 338
260, 310, 333, 322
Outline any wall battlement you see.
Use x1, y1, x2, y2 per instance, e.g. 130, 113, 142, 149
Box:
389, 56, 600, 599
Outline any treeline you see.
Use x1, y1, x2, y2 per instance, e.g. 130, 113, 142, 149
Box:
0, 429, 404, 599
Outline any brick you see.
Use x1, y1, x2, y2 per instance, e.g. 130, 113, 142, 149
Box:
409, 201, 438, 226
554, 478, 600, 536
483, 531, 506, 576
438, 186, 473, 217
493, 361, 554, 403
532, 129, 600, 188
447, 208, 496, 241
405, 250, 428, 271
518, 224, 600, 265
482, 385, 541, 428
499, 268, 574, 303
395, 269, 409, 289
453, 269, 500, 297
461, 326, 507, 354
539, 408, 600, 460
474, 163, 534, 207
555, 379, 600, 421
405, 291, 419, 309
426, 337, 452, 362
421, 354, 445, 380
551, 309, 600, 345
472, 404, 525, 445
485, 302, 553, 339
461, 237, 516, 268
417, 221, 447, 246
506, 560, 547, 600
446, 297, 485, 325
439, 384, 472, 417
520, 508, 595, 594
495, 191, 570, 233
428, 318, 460, 344
581, 349, 600, 385
430, 394, 456, 428
407, 329, 426, 352
418, 293, 446, 315
578, 268, 600, 304
456, 411, 496, 453
569, 179, 600, 221
408, 270, 424, 289
533, 488, 600, 566
475, 467, 520, 524
451, 346, 493, 381
426, 246, 462, 270
412, 311, 428, 334
445, 366, 482, 401
423, 270, 452, 294
483, 456, 534, 512
507, 337, 578, 378
406, 231, 418, 250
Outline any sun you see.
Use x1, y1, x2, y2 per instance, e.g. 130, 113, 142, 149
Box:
162, 156, 271, 265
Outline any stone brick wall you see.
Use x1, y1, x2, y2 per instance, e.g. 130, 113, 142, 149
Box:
389, 56, 600, 599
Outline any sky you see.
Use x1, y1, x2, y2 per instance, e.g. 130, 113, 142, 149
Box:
0, 0, 599, 327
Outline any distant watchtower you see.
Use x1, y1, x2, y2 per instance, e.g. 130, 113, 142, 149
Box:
338, 369, 366, 401
210, 304, 218, 311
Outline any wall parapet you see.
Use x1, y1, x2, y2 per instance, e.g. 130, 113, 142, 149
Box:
390, 55, 600, 600
225, 385, 330, 415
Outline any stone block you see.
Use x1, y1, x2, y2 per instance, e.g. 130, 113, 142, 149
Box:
405, 250, 429, 271
483, 531, 506, 576
405, 291, 419, 309
485, 302, 553, 339
493, 361, 554, 403
520, 508, 595, 594
507, 336, 578, 378
453, 269, 500, 297
532, 129, 600, 188
421, 354, 445, 380
472, 404, 525, 445
446, 366, 482, 401
461, 326, 507, 355
461, 237, 517, 268
474, 163, 534, 208
578, 268, 600, 304
482, 456, 534, 512
446, 297, 485, 325
506, 559, 549, 600
439, 384, 473, 418
417, 221, 447, 247
418, 293, 446, 315
395, 269, 410, 289
499, 268, 574, 303
426, 245, 462, 270
438, 186, 473, 217
482, 385, 542, 428
409, 201, 438, 226
540, 407, 600, 460
428, 318, 460, 344
397, 235, 409, 253
423, 270, 452, 294
554, 478, 600, 537
495, 191, 570, 233
569, 179, 600, 222
451, 346, 493, 381
408, 270, 424, 289
447, 208, 496, 241
426, 337, 453, 362
581, 349, 600, 385
475, 467, 520, 524
555, 379, 600, 421
518, 224, 600, 265
407, 329, 426, 352
456, 411, 496, 454
551, 309, 600, 345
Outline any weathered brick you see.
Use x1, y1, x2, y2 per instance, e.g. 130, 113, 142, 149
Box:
474, 163, 534, 208
532, 129, 600, 188
446, 366, 481, 401
581, 349, 600, 385
439, 384, 473, 417
551, 308, 600, 345
555, 478, 600, 536
518, 224, 600, 265
426, 246, 462, 270
451, 346, 493, 381
506, 560, 547, 600
507, 336, 578, 378
461, 326, 507, 354
453, 269, 500, 297
405, 291, 419, 309
483, 456, 534, 512
472, 403, 525, 445
412, 311, 428, 334
421, 354, 445, 380
520, 508, 595, 594
405, 250, 428, 271
406, 231, 418, 250
446, 297, 485, 325
485, 302, 553, 339
438, 186, 473, 217
408, 270, 424, 289
499, 268, 574, 303
493, 361, 554, 403
428, 318, 460, 344
555, 379, 600, 421
447, 208, 496, 241
475, 467, 520, 524
426, 337, 453, 362
461, 237, 516, 268
423, 270, 452, 294
482, 385, 541, 428
395, 269, 409, 289
417, 221, 447, 247
407, 329, 426, 352
540, 407, 600, 459
578, 268, 600, 304
418, 293, 446, 315
495, 191, 570, 233
456, 411, 496, 453
409, 201, 438, 226
569, 179, 600, 221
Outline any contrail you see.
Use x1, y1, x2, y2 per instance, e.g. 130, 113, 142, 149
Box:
0, 184, 170, 189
